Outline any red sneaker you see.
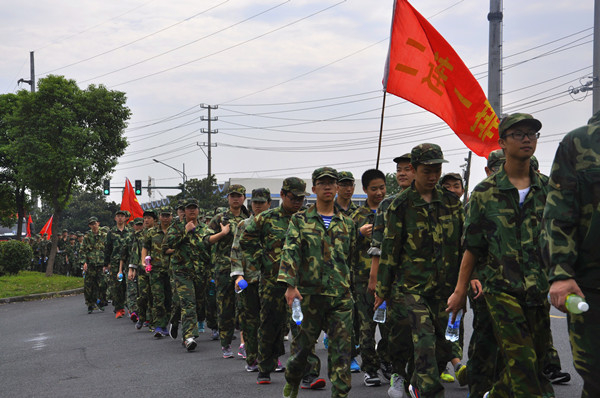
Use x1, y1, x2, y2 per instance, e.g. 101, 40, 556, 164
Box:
115, 309, 125, 319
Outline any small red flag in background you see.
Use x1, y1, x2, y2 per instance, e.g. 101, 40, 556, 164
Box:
26, 214, 33, 237
120, 178, 143, 223
384, 0, 500, 158
39, 215, 53, 240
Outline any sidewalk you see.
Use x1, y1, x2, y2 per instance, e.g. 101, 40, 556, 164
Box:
0, 287, 83, 304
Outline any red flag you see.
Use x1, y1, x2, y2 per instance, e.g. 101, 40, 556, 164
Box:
39, 215, 53, 240
26, 214, 33, 237
384, 0, 500, 158
120, 178, 143, 223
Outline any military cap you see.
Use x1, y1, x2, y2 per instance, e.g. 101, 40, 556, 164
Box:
282, 177, 309, 196
498, 113, 542, 137
251, 188, 271, 203
176, 201, 185, 210
393, 153, 412, 163
124, 210, 131, 218
184, 198, 199, 208
440, 172, 463, 185
62, 229, 68, 233
530, 155, 539, 171
143, 209, 158, 219
411, 143, 448, 165
337, 171, 355, 182
487, 149, 505, 170
312, 167, 338, 183
134, 217, 144, 225
76, 231, 83, 237
227, 184, 246, 195
159, 208, 173, 215
88, 216, 98, 224
115, 209, 127, 216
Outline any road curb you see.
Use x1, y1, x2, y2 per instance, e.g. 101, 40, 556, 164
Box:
0, 287, 84, 304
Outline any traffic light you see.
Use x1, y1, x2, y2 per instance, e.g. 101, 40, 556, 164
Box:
103, 180, 110, 195
134, 180, 142, 195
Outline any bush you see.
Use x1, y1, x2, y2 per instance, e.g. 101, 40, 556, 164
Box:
0, 240, 33, 276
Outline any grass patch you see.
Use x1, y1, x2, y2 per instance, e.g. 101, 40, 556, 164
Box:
0, 271, 83, 298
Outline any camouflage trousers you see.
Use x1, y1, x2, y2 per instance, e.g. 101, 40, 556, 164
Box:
215, 269, 236, 347
55, 254, 67, 275
203, 275, 218, 330
239, 282, 260, 366
136, 270, 152, 324
83, 265, 102, 307
568, 287, 600, 398
150, 269, 172, 328
485, 292, 554, 398
285, 294, 353, 398
109, 264, 126, 311
99, 270, 108, 305
354, 282, 384, 374
174, 270, 204, 339
168, 270, 180, 327
258, 281, 288, 374
387, 283, 413, 381
126, 274, 138, 315
404, 293, 453, 398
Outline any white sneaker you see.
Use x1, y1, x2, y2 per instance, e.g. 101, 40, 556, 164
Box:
388, 373, 404, 398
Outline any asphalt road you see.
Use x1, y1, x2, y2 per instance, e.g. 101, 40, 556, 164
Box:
0, 294, 582, 398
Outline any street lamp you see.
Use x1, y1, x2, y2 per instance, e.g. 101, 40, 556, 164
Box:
153, 159, 187, 197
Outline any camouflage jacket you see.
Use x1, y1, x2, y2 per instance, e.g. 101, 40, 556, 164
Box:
543, 111, 600, 290
230, 215, 260, 283
351, 204, 377, 285
465, 165, 549, 304
376, 184, 464, 300
122, 229, 145, 268
208, 208, 249, 274
81, 229, 107, 266
334, 199, 358, 217
277, 204, 356, 297
240, 205, 297, 285
104, 226, 132, 267
369, 194, 397, 255
164, 219, 212, 274
57, 238, 68, 255
144, 226, 170, 271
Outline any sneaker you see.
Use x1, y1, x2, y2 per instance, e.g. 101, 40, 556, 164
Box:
408, 384, 420, 398
323, 334, 329, 349
238, 344, 247, 359
154, 327, 164, 338
143, 321, 150, 328
388, 373, 405, 398
283, 382, 299, 398
222, 345, 234, 358
440, 366, 455, 383
135, 320, 143, 330
350, 358, 361, 373
96, 304, 105, 312
455, 364, 467, 386
380, 362, 393, 381
300, 375, 326, 390
87, 306, 94, 314
257, 372, 271, 384
148, 326, 155, 333
543, 365, 571, 384
185, 337, 197, 351
115, 309, 125, 319
283, 333, 289, 341
130, 312, 138, 323
198, 321, 205, 333
275, 358, 285, 372
364, 372, 381, 387
245, 361, 259, 372
211, 329, 219, 341
156, 326, 169, 338
168, 323, 178, 339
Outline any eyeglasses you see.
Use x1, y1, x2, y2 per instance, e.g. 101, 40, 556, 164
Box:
503, 130, 540, 141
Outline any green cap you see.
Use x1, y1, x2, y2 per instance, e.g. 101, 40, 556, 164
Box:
393, 153, 411, 163
62, 229, 68, 233
76, 231, 84, 236
115, 209, 127, 216
498, 113, 542, 137
440, 172, 462, 185
486, 149, 505, 170
133, 217, 144, 225
184, 198, 199, 208
159, 209, 173, 216
143, 209, 158, 219
337, 171, 354, 182
176, 201, 185, 210
227, 184, 246, 195
251, 188, 271, 203
411, 143, 448, 165
282, 177, 309, 196
312, 167, 338, 183
88, 216, 98, 224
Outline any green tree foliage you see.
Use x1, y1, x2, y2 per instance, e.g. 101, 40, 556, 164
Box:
385, 172, 402, 197
2, 75, 130, 275
169, 175, 227, 212
0, 240, 33, 276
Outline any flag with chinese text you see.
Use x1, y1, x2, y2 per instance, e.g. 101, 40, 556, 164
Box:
384, 0, 500, 157
120, 178, 144, 223
39, 215, 53, 239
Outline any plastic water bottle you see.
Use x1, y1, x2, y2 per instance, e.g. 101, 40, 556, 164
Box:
236, 279, 248, 293
117, 272, 123, 282
565, 294, 589, 314
292, 298, 303, 326
209, 279, 216, 296
144, 256, 152, 273
373, 301, 387, 323
82, 270, 86, 279
445, 309, 463, 342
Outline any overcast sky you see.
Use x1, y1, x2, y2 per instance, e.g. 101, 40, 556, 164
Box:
1, 0, 595, 204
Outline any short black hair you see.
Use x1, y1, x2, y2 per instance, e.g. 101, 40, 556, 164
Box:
361, 169, 386, 190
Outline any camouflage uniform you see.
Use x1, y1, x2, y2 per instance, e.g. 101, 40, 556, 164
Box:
465, 160, 553, 396
145, 224, 172, 329
543, 111, 600, 398
377, 144, 463, 398
104, 213, 132, 313
121, 218, 144, 317
279, 167, 356, 398
80, 218, 107, 309
56, 234, 68, 275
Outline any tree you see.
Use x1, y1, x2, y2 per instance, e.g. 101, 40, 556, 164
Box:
4, 75, 130, 275
385, 172, 402, 197
169, 175, 227, 211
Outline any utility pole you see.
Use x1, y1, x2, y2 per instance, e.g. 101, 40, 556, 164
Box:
200, 104, 218, 179
593, 0, 600, 114
488, 0, 503, 115
17, 51, 35, 92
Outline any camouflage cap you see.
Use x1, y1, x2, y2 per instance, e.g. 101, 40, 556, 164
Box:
498, 113, 542, 137
62, 229, 68, 233
312, 167, 338, 183
337, 171, 355, 182
393, 153, 412, 163
440, 172, 463, 185
411, 143, 448, 165
159, 208, 173, 215
251, 187, 271, 203
184, 198, 199, 208
486, 149, 505, 170
143, 209, 158, 219
176, 201, 185, 210
530, 155, 539, 171
88, 216, 98, 224
115, 209, 127, 216
282, 177, 309, 196
133, 217, 144, 225
76, 231, 84, 236
227, 184, 246, 195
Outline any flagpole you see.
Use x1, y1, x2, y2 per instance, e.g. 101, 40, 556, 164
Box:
376, 91, 387, 169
